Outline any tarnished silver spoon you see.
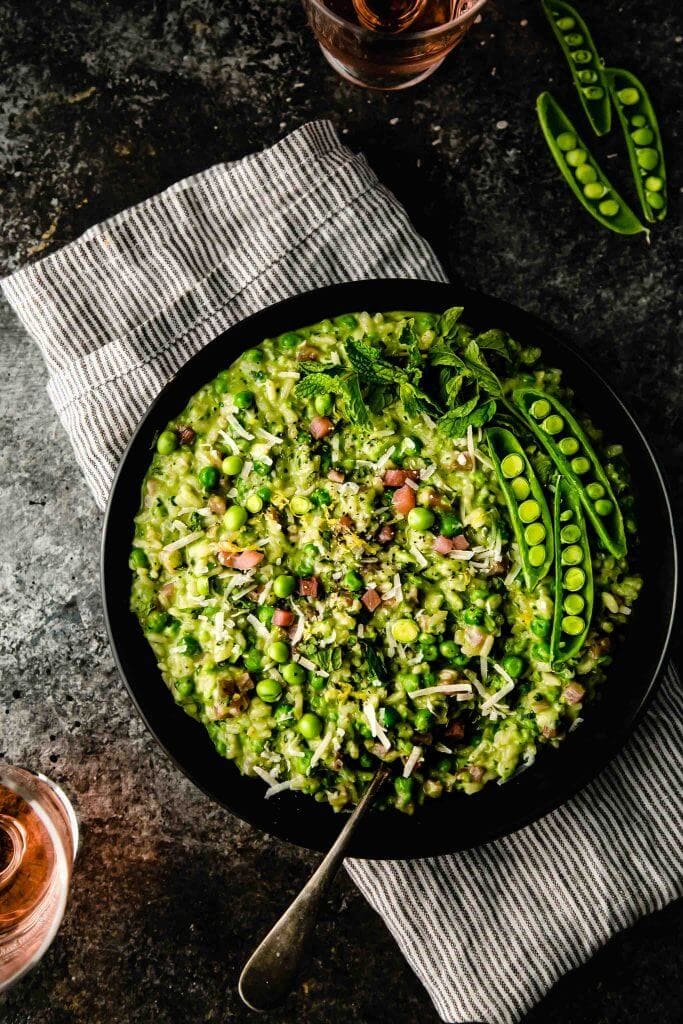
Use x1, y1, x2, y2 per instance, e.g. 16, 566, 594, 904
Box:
238, 766, 389, 1012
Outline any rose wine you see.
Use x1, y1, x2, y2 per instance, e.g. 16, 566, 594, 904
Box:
0, 768, 78, 992
325, 0, 456, 33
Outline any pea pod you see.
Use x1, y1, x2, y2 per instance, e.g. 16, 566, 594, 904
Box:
551, 476, 593, 664
513, 387, 627, 559
536, 92, 648, 238
541, 0, 611, 136
486, 427, 554, 591
606, 67, 667, 224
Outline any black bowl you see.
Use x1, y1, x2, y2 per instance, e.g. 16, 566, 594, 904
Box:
101, 279, 678, 859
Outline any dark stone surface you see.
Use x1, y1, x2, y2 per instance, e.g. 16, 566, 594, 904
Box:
0, 1, 680, 1022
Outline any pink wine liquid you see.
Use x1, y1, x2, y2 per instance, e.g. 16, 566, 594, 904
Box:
0, 770, 77, 991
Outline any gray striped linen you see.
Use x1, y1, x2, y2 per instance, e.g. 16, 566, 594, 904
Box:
2, 120, 680, 1024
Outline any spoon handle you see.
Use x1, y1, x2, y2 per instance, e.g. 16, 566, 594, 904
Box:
238, 767, 389, 1012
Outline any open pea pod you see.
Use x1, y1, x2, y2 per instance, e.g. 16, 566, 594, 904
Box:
536, 92, 648, 238
486, 427, 554, 591
551, 476, 594, 664
541, 0, 611, 136
513, 387, 627, 559
606, 67, 667, 224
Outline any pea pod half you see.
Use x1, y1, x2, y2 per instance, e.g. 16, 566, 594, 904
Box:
486, 427, 554, 591
513, 387, 627, 559
551, 476, 593, 664
606, 67, 667, 224
541, 0, 611, 136
536, 92, 648, 238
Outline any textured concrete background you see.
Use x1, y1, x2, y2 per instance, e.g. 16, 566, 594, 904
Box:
0, 1, 681, 1022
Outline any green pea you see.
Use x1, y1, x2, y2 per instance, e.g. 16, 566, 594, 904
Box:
463, 607, 485, 626
501, 654, 525, 679
528, 545, 546, 568
414, 709, 434, 733
314, 393, 333, 416
524, 522, 546, 545
556, 132, 577, 152
644, 175, 663, 192
147, 610, 169, 632
198, 465, 219, 490
273, 574, 296, 598
267, 641, 289, 664
511, 477, 530, 501
221, 454, 243, 476
256, 678, 282, 703
582, 86, 604, 100
214, 374, 230, 395
193, 577, 210, 597
156, 430, 178, 455
560, 523, 581, 544
280, 332, 300, 349
531, 616, 551, 639
586, 482, 605, 500
576, 69, 598, 84
243, 648, 263, 672
439, 640, 459, 659
501, 453, 524, 479
392, 619, 419, 644
576, 164, 598, 185
282, 662, 305, 685
562, 615, 585, 636
565, 148, 587, 167
407, 507, 435, 532
258, 604, 275, 625
130, 547, 149, 569
439, 512, 462, 538
253, 461, 270, 477
233, 390, 254, 409
631, 126, 654, 146
571, 49, 591, 64
176, 677, 194, 697
519, 499, 540, 524
558, 436, 580, 456
344, 570, 363, 591
636, 148, 659, 171
583, 182, 607, 200
564, 32, 583, 45
245, 493, 263, 514
290, 496, 311, 515
630, 114, 647, 127
556, 16, 575, 30
530, 398, 551, 420
257, 486, 272, 503
243, 347, 263, 363
561, 544, 583, 566
379, 706, 400, 728
571, 456, 591, 475
618, 87, 640, 105
599, 199, 620, 217
299, 713, 322, 739
223, 505, 247, 531
338, 314, 357, 329
452, 650, 471, 667
563, 593, 585, 615
594, 498, 613, 516
542, 414, 564, 435
646, 191, 665, 210
564, 567, 585, 592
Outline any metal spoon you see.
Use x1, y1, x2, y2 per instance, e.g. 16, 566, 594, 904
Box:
238, 766, 389, 1012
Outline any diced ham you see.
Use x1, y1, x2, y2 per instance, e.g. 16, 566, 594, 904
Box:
273, 609, 295, 627
377, 525, 395, 545
464, 626, 485, 649
177, 425, 196, 445
468, 765, 485, 781
208, 495, 227, 515
338, 514, 354, 530
299, 576, 319, 598
327, 469, 345, 483
217, 550, 234, 567
563, 682, 586, 705
433, 535, 455, 555
296, 345, 319, 361
393, 484, 416, 516
309, 416, 334, 439
218, 549, 264, 570
445, 720, 466, 741
383, 469, 419, 487
361, 588, 381, 613
452, 534, 470, 551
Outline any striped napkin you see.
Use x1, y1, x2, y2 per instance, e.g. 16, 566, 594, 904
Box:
3, 120, 680, 1024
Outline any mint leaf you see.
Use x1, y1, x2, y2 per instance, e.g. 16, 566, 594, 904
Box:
438, 306, 464, 340
462, 340, 503, 397
475, 329, 513, 361
438, 398, 497, 438
341, 372, 369, 426
295, 373, 344, 399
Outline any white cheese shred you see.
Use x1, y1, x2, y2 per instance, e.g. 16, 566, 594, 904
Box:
162, 530, 203, 553
403, 745, 423, 778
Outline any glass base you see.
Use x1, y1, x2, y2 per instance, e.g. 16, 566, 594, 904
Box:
319, 45, 444, 91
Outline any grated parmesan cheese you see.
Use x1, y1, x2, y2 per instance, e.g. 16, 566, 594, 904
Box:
403, 745, 423, 778
225, 413, 254, 440
264, 779, 294, 799
162, 530, 203, 553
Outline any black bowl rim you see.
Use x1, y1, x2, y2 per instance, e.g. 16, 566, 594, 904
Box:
101, 279, 678, 859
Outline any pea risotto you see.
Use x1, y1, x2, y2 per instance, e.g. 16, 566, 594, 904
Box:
130, 309, 641, 813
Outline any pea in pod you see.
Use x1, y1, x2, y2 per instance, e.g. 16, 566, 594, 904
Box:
541, 0, 611, 136
512, 387, 627, 559
536, 92, 648, 238
606, 67, 667, 224
486, 427, 554, 591
551, 476, 594, 664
